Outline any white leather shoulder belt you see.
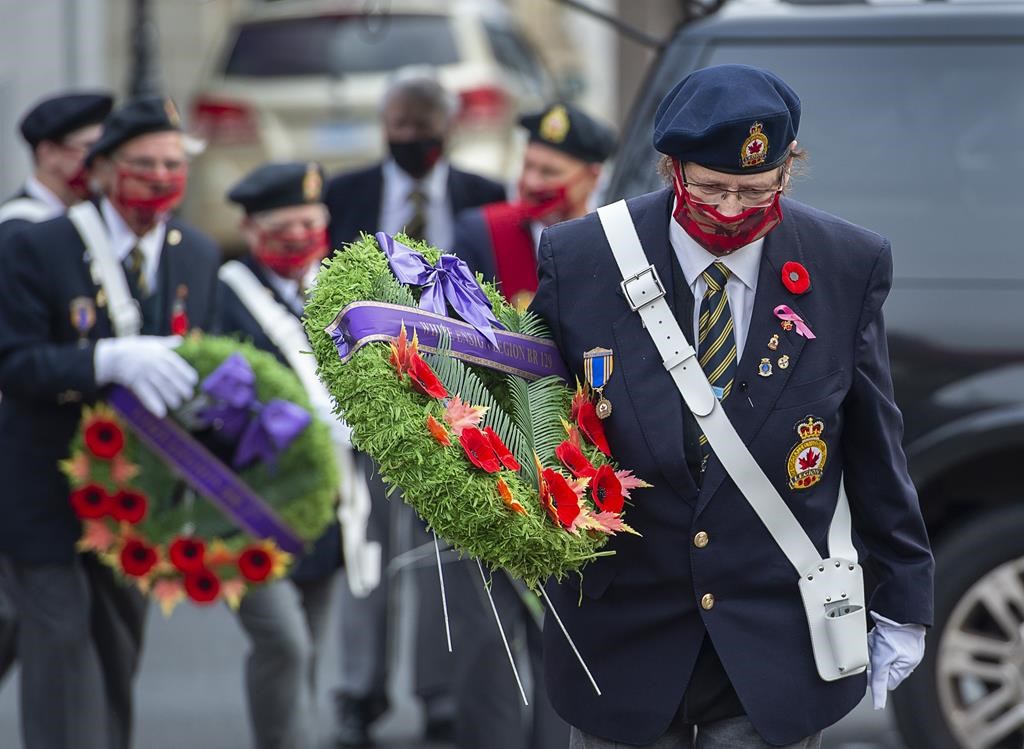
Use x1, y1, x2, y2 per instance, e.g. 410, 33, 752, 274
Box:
218, 260, 381, 597
596, 200, 867, 681
67, 202, 141, 338
0, 197, 54, 226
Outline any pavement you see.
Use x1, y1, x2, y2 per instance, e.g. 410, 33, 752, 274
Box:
0, 573, 907, 749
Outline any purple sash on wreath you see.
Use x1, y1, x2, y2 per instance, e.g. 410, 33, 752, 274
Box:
107, 386, 305, 554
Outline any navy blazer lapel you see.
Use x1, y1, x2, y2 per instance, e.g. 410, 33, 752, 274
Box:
696, 204, 812, 516
158, 221, 189, 334
610, 190, 699, 499
447, 168, 468, 216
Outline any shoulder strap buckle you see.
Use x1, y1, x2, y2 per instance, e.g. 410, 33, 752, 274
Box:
620, 265, 665, 312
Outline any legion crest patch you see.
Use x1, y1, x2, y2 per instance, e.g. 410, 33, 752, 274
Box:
740, 121, 769, 169
787, 416, 827, 490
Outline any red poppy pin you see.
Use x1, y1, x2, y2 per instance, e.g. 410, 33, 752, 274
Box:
781, 261, 810, 295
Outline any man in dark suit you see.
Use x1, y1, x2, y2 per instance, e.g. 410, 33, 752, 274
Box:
0, 89, 114, 687
0, 96, 220, 749
532, 65, 934, 748
0, 90, 113, 239
325, 68, 505, 747
219, 161, 345, 749
454, 102, 615, 310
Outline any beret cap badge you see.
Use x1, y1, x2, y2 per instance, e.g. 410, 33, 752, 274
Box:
740, 121, 769, 169
303, 163, 322, 203
539, 105, 571, 144
163, 97, 181, 128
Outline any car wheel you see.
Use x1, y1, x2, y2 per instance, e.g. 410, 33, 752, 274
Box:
892, 506, 1024, 749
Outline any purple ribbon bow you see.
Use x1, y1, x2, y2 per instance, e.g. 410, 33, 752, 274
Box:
199, 353, 312, 470
376, 232, 502, 348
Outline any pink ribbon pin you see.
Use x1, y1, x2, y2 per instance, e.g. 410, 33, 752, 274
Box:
774, 305, 816, 339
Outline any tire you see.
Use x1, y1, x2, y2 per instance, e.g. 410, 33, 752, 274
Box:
892, 506, 1024, 749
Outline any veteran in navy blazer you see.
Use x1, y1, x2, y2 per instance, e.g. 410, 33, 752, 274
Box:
532, 66, 933, 748
0, 96, 219, 749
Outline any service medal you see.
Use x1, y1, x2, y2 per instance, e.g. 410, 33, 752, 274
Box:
583, 347, 614, 419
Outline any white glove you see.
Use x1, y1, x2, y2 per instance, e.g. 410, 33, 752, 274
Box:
868, 611, 926, 709
94, 336, 198, 418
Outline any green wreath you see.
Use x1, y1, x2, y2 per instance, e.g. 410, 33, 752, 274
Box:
304, 233, 647, 589
61, 335, 338, 612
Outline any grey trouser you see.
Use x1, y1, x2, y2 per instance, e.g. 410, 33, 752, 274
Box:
236, 574, 337, 749
448, 560, 570, 749
0, 553, 147, 749
569, 717, 823, 749
0, 581, 16, 684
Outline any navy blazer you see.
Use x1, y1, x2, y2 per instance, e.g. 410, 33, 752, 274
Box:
532, 189, 934, 745
0, 213, 220, 564
217, 255, 342, 582
325, 162, 506, 249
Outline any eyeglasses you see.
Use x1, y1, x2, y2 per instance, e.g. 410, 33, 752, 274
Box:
115, 156, 188, 176
682, 168, 784, 208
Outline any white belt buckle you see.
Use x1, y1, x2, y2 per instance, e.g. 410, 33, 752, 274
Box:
620, 265, 665, 311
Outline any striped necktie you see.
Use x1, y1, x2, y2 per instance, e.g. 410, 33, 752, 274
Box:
405, 188, 428, 241
124, 245, 149, 298
697, 262, 738, 459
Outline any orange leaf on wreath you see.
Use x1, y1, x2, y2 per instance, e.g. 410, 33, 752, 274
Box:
152, 578, 186, 617
77, 519, 116, 554
614, 469, 652, 499
389, 323, 416, 375
496, 477, 527, 515
426, 415, 452, 446
443, 396, 487, 436
61, 453, 92, 483
110, 456, 140, 485
221, 579, 247, 610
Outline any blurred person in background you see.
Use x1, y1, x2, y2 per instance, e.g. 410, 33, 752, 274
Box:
0, 96, 220, 749
220, 160, 354, 749
453, 102, 615, 310
0, 89, 114, 688
324, 67, 505, 748
0, 91, 113, 240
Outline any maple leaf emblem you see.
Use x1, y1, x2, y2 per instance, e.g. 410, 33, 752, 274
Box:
798, 449, 820, 472
748, 141, 763, 155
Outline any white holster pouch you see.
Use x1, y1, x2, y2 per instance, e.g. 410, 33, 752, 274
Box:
597, 200, 868, 681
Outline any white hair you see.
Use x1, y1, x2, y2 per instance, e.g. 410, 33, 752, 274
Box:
380, 65, 458, 123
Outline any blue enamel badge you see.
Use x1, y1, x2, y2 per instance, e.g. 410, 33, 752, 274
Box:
583, 347, 614, 419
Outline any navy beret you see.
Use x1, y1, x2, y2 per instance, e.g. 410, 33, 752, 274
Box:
519, 103, 616, 164
653, 64, 800, 174
19, 91, 114, 148
86, 96, 183, 166
228, 162, 326, 215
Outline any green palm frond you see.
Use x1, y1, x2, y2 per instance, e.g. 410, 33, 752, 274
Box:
369, 267, 417, 308
507, 375, 571, 476
493, 306, 550, 339
423, 333, 528, 472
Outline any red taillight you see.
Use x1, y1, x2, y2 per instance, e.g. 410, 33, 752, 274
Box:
191, 96, 259, 145
457, 86, 508, 125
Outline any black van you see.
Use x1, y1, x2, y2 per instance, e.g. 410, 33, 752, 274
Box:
604, 3, 1024, 748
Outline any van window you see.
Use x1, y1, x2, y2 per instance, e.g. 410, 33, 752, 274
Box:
224, 14, 460, 77
615, 42, 1024, 281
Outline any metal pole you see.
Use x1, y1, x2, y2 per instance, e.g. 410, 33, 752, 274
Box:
129, 0, 162, 97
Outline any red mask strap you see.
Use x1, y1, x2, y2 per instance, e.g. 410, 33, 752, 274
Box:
253, 227, 328, 280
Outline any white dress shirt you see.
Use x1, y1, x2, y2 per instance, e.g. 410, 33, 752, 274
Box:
262, 265, 317, 318
668, 198, 764, 361
23, 175, 66, 221
380, 158, 454, 251
101, 198, 166, 292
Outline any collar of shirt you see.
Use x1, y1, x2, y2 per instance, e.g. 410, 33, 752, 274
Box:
380, 158, 453, 248
100, 197, 166, 291
668, 197, 764, 358
23, 175, 66, 219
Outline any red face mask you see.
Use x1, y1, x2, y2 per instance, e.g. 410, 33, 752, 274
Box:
517, 183, 570, 222
66, 166, 92, 201
671, 162, 783, 256
111, 165, 188, 217
253, 227, 329, 280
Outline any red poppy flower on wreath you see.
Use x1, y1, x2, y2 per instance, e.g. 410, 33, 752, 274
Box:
110, 489, 148, 524
84, 417, 125, 460
238, 546, 274, 582
555, 440, 596, 479
483, 427, 520, 471
459, 427, 501, 473
781, 261, 811, 295
592, 464, 625, 514
574, 399, 611, 457
407, 353, 448, 399
70, 483, 112, 519
120, 539, 159, 577
168, 536, 207, 574
544, 469, 582, 530
184, 568, 222, 604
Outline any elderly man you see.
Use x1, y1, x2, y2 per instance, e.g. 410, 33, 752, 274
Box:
218, 160, 348, 749
454, 102, 615, 310
0, 96, 219, 749
325, 68, 505, 747
531, 64, 934, 748
0, 90, 113, 233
